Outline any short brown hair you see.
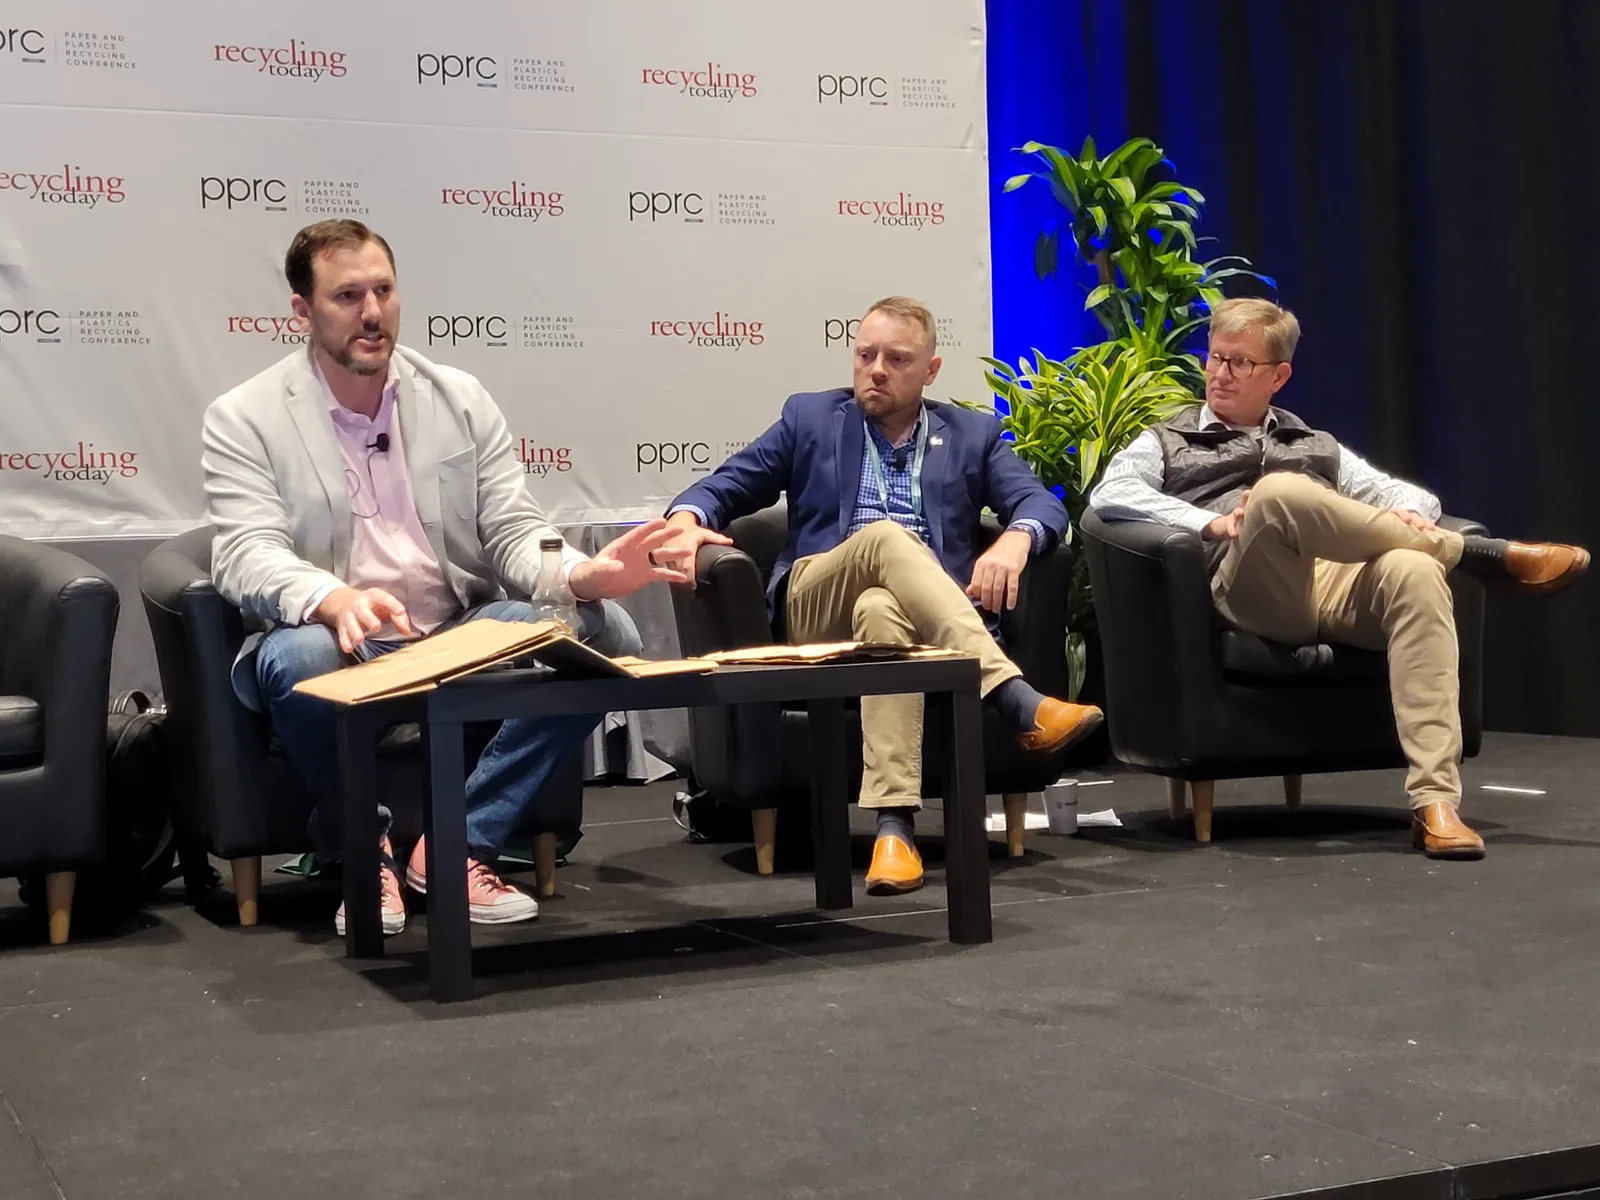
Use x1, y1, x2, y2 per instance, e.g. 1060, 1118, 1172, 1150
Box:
863, 295, 937, 351
284, 220, 396, 300
1209, 297, 1302, 362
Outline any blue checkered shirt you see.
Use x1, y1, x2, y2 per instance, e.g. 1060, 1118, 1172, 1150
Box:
845, 415, 1046, 552
848, 415, 932, 543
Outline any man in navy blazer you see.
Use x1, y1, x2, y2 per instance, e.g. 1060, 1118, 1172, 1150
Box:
661, 297, 1103, 894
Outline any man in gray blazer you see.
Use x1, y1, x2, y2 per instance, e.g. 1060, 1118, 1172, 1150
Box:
202, 219, 685, 936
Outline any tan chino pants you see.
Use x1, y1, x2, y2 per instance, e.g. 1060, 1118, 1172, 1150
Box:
1211, 472, 1467, 809
785, 520, 1023, 809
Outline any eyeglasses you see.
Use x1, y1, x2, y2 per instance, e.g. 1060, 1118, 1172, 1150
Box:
1205, 351, 1282, 379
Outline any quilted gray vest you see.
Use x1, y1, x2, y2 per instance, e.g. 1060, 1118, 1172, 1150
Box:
1154, 405, 1341, 517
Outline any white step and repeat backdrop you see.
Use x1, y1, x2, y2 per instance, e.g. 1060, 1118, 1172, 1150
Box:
0, 1, 991, 540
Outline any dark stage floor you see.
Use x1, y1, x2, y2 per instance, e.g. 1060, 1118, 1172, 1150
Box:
1, 732, 1598, 1200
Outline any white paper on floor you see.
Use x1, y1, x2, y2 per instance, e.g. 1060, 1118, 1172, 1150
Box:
1077, 808, 1122, 828
982, 808, 1122, 832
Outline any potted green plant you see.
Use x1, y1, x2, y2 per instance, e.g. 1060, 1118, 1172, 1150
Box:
985, 136, 1273, 702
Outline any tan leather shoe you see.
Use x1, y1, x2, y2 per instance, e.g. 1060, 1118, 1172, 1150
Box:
1411, 801, 1485, 860
865, 834, 924, 895
1461, 537, 1590, 595
1017, 697, 1105, 754
1501, 542, 1589, 594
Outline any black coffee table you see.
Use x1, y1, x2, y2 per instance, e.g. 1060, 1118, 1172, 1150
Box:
334, 655, 990, 1001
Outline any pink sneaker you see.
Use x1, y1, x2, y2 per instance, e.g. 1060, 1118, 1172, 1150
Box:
406, 837, 539, 925
334, 837, 407, 936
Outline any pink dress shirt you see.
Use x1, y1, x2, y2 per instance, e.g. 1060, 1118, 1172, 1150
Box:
309, 358, 460, 638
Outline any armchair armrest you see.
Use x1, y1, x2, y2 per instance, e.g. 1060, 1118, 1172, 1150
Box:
669, 544, 775, 656
140, 536, 269, 846
1079, 511, 1222, 767
0, 536, 117, 865
1439, 515, 1487, 537
997, 536, 1073, 698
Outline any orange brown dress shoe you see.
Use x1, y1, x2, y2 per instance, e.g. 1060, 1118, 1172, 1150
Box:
1017, 697, 1106, 754
1459, 537, 1590, 596
1412, 801, 1485, 860
865, 834, 924, 895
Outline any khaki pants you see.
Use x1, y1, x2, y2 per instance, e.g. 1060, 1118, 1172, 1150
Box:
785, 520, 1022, 809
1211, 472, 1466, 809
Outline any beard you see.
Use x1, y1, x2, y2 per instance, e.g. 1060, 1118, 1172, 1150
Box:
320, 327, 391, 376
855, 385, 915, 422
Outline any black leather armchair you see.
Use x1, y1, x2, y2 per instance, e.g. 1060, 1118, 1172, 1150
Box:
669, 505, 1074, 868
0, 535, 120, 944
139, 526, 581, 925
1079, 509, 1486, 840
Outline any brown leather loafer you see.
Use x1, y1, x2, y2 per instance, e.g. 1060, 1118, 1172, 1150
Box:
1501, 542, 1589, 594
1461, 537, 1590, 596
1412, 801, 1485, 860
865, 834, 924, 895
1017, 697, 1106, 754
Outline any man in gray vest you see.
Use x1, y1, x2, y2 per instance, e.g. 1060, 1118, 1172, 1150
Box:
1090, 298, 1588, 859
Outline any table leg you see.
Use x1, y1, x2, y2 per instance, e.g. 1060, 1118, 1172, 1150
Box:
806, 697, 853, 911
338, 708, 384, 960
929, 688, 992, 945
425, 718, 474, 1002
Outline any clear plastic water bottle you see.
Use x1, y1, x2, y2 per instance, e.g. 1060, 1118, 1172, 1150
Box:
529, 535, 579, 635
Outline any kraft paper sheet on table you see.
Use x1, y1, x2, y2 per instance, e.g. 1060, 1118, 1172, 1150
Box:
292, 620, 961, 705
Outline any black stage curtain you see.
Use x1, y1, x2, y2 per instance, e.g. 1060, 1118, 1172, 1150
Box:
995, 0, 1600, 735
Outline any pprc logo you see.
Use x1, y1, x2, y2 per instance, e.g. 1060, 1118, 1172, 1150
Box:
427, 314, 508, 347
417, 52, 497, 86
226, 314, 309, 344
817, 73, 889, 105
0, 26, 47, 63
0, 164, 125, 208
640, 63, 756, 102
836, 192, 944, 230
0, 307, 63, 342
200, 176, 289, 211
628, 190, 704, 223
823, 317, 860, 348
212, 39, 347, 81
634, 439, 750, 473
650, 312, 764, 351
0, 443, 138, 485
439, 181, 563, 221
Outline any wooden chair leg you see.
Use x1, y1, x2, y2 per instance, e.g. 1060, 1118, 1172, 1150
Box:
1001, 793, 1028, 858
1191, 780, 1216, 844
1167, 777, 1188, 821
45, 871, 75, 946
533, 832, 558, 898
1283, 774, 1303, 811
231, 856, 261, 927
752, 807, 778, 876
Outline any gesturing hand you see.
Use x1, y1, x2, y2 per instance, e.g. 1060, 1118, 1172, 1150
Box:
314, 586, 414, 654
966, 528, 1032, 612
652, 518, 734, 590
567, 519, 691, 601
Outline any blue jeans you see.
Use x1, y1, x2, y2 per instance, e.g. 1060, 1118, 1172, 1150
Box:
250, 599, 642, 863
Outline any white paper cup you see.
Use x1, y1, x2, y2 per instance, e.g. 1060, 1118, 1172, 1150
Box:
1044, 779, 1079, 835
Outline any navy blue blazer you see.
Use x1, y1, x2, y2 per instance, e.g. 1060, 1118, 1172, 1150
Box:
668, 387, 1069, 609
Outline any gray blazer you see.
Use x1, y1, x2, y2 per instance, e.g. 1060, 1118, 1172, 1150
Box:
201, 344, 581, 707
